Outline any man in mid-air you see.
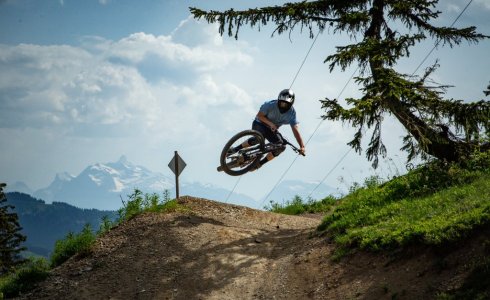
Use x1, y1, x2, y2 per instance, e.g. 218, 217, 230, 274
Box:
228, 88, 306, 170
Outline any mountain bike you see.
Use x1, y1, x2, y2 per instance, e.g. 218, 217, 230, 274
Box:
217, 129, 305, 176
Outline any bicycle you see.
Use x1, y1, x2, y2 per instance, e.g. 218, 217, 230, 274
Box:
217, 129, 305, 176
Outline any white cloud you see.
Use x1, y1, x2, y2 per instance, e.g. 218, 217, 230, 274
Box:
0, 20, 254, 141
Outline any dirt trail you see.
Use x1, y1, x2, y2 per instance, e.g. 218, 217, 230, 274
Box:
21, 196, 489, 300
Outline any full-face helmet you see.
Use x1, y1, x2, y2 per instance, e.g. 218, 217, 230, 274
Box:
277, 89, 295, 113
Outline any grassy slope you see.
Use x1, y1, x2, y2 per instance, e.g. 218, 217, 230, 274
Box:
318, 172, 489, 250
270, 156, 490, 251
269, 157, 490, 298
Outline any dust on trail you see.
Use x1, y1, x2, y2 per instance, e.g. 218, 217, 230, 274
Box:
21, 196, 489, 300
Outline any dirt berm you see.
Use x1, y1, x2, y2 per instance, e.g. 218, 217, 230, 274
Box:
21, 196, 489, 299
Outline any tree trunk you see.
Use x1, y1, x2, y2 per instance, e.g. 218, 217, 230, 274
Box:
385, 98, 463, 161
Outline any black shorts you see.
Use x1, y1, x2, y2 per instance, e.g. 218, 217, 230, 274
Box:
252, 120, 283, 144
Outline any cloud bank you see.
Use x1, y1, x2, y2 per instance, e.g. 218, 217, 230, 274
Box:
0, 17, 255, 142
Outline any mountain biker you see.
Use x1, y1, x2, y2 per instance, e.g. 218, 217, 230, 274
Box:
229, 88, 306, 171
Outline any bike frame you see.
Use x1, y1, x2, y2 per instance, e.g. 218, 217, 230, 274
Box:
240, 131, 304, 159
217, 128, 304, 176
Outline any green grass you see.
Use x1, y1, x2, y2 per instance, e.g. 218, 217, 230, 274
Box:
317, 155, 490, 251
117, 189, 181, 222
50, 223, 97, 268
266, 151, 490, 252
0, 257, 50, 299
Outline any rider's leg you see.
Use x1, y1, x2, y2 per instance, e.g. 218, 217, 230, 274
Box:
249, 120, 284, 169
256, 145, 285, 167
228, 137, 257, 155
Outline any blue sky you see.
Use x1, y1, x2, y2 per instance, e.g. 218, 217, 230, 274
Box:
1, 0, 489, 204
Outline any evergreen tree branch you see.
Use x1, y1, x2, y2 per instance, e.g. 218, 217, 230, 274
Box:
190, 1, 370, 39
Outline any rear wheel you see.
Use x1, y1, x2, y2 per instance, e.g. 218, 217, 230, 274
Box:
219, 130, 265, 176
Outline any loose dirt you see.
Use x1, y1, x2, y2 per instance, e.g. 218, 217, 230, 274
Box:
20, 196, 489, 299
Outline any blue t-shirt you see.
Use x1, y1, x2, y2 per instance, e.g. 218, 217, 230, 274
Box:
255, 100, 298, 127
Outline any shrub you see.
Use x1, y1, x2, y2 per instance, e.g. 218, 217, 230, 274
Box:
0, 257, 49, 298
97, 215, 114, 235
266, 195, 338, 215
117, 189, 177, 222
50, 224, 96, 268
118, 189, 145, 222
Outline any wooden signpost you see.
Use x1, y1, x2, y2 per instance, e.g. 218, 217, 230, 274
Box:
168, 151, 186, 199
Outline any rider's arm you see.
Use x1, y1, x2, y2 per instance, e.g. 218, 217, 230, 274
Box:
291, 124, 306, 155
256, 111, 278, 131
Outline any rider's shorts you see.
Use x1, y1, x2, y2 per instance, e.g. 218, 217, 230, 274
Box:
251, 120, 283, 144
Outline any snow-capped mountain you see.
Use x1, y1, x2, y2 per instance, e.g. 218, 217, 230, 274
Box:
34, 172, 76, 202
31, 156, 258, 210
8, 156, 341, 211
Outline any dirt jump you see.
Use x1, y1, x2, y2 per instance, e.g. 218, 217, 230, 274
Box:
20, 196, 489, 299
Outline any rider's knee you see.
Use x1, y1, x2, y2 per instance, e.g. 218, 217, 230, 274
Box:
272, 145, 286, 157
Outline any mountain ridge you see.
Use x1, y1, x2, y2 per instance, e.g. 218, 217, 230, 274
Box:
7, 156, 337, 210
23, 156, 258, 210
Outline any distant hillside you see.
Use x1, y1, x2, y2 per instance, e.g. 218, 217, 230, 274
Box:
5, 192, 117, 257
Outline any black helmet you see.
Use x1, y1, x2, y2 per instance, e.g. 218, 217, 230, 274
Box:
277, 89, 295, 113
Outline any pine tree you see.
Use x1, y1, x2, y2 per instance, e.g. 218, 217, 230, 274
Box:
0, 183, 27, 274
190, 1, 490, 167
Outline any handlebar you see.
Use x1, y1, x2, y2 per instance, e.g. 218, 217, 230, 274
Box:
275, 131, 305, 157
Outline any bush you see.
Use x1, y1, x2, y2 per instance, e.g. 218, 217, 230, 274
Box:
97, 215, 114, 236
50, 224, 96, 268
117, 189, 178, 222
0, 257, 49, 298
266, 195, 337, 215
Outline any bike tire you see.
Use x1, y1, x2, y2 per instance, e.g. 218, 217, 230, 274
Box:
220, 130, 265, 176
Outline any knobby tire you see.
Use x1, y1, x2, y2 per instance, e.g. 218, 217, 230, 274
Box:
220, 130, 265, 176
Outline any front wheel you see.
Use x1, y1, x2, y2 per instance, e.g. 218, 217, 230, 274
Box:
219, 130, 265, 176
